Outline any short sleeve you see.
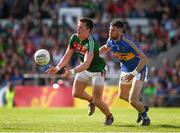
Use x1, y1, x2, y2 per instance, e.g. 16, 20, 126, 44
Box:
87, 36, 95, 53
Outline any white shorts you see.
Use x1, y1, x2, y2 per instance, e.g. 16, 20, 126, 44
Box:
74, 70, 105, 86
119, 67, 148, 84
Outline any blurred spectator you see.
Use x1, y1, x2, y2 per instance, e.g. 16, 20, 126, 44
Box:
165, 74, 180, 106
10, 68, 24, 85
10, 0, 29, 19
5, 84, 15, 108
51, 45, 65, 65
0, 0, 10, 18
143, 81, 156, 106
152, 79, 168, 107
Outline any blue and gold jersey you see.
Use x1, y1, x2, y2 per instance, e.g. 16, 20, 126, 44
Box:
106, 34, 146, 72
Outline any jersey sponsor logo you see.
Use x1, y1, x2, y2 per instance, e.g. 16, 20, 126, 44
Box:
73, 42, 87, 54
112, 52, 135, 61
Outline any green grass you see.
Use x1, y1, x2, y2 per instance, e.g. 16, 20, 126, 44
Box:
0, 107, 180, 132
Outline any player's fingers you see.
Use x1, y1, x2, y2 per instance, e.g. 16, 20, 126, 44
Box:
48, 65, 54, 69
124, 74, 129, 77
45, 69, 49, 73
45, 68, 54, 74
61, 74, 67, 78
123, 76, 128, 81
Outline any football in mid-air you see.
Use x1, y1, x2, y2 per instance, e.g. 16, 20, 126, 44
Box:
34, 49, 50, 65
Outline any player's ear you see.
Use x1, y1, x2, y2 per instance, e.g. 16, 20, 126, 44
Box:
87, 28, 91, 33
119, 28, 123, 33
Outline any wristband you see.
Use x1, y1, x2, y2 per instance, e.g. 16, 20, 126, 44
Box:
55, 65, 61, 71
70, 69, 75, 75
131, 70, 138, 76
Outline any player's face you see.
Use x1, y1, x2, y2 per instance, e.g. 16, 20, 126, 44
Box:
109, 26, 122, 40
77, 22, 90, 39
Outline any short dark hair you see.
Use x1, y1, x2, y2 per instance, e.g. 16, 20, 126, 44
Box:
110, 18, 124, 29
79, 17, 94, 32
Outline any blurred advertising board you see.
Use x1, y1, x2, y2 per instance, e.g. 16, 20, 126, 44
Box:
14, 85, 73, 107
74, 86, 131, 108
14, 85, 130, 108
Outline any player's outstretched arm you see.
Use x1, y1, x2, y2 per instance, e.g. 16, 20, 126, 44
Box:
46, 46, 73, 74
74, 51, 94, 73
61, 51, 94, 77
56, 46, 74, 69
99, 45, 111, 55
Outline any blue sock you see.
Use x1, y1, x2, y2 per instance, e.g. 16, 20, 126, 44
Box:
141, 111, 147, 118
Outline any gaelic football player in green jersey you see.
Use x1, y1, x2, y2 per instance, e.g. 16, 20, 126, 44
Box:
46, 17, 114, 125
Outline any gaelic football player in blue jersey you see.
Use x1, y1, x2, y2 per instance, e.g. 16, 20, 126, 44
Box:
99, 19, 150, 126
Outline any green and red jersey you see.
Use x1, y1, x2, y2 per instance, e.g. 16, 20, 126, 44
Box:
68, 34, 105, 72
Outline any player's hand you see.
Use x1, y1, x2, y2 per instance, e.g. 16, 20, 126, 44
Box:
124, 74, 134, 82
61, 68, 71, 78
45, 66, 59, 74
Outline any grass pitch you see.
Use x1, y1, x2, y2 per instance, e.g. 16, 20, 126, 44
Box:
0, 107, 180, 132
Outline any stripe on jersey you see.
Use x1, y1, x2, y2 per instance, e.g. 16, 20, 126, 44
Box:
122, 36, 141, 55
88, 36, 94, 53
113, 52, 135, 61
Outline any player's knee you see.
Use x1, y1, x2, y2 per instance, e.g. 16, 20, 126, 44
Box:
118, 93, 123, 99
128, 97, 137, 106
118, 93, 127, 101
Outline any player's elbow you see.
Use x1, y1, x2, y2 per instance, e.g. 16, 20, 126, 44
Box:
83, 62, 91, 70
85, 64, 91, 69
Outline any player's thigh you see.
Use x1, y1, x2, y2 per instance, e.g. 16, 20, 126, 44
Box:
118, 83, 131, 100
92, 74, 104, 100
73, 80, 88, 95
73, 71, 90, 94
118, 72, 132, 100
129, 67, 148, 101
129, 80, 144, 101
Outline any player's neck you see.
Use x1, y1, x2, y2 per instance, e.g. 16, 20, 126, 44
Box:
78, 34, 90, 41
114, 34, 122, 42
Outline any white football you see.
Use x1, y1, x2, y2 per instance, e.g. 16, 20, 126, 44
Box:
34, 49, 50, 65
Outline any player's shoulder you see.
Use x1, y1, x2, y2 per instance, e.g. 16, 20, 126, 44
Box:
68, 34, 79, 45
121, 34, 143, 52
70, 33, 78, 39
121, 34, 139, 46
88, 35, 96, 42
87, 35, 99, 46
121, 34, 133, 42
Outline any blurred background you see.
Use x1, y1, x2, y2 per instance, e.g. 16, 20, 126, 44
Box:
0, 0, 180, 108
